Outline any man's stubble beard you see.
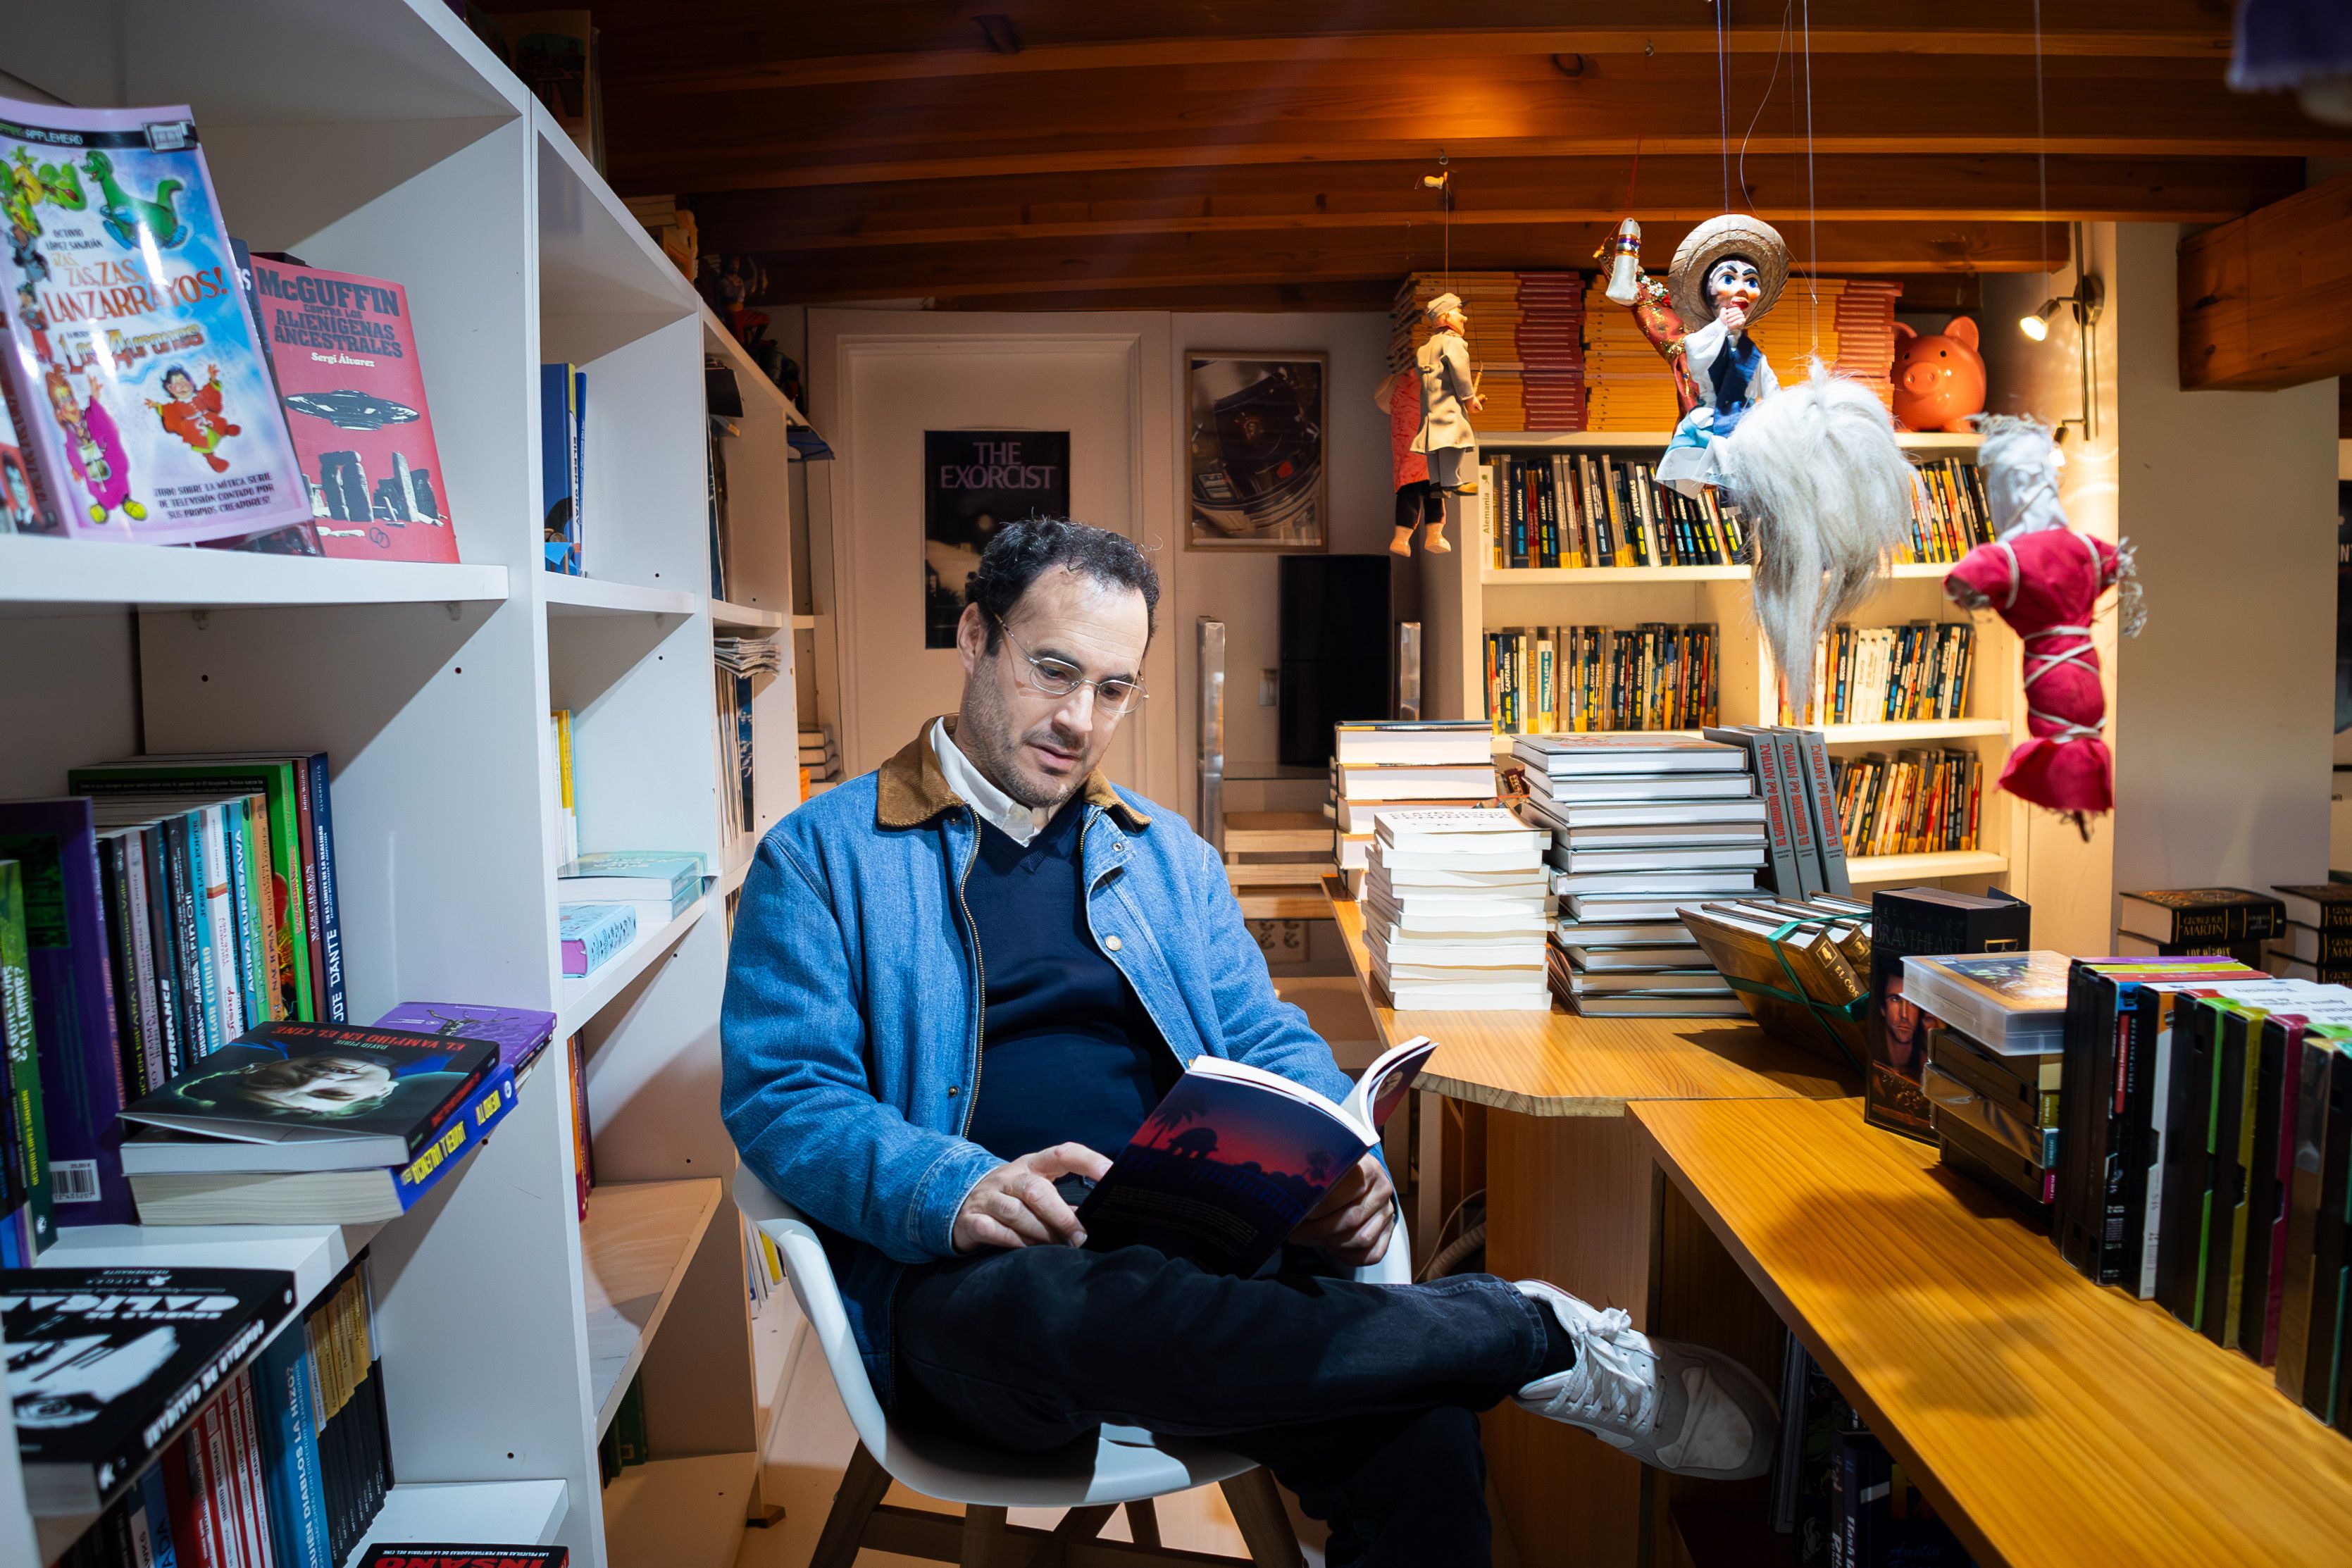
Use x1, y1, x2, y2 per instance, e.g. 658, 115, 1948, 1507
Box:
959, 654, 1088, 812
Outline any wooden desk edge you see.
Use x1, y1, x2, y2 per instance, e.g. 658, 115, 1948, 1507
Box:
1324, 878, 1855, 1115
1629, 1104, 2012, 1568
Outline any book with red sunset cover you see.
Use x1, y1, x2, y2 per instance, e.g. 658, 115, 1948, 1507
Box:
1076, 1035, 1436, 1276
250, 255, 461, 562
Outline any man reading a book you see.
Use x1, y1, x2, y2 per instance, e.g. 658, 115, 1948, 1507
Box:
722, 519, 1775, 1564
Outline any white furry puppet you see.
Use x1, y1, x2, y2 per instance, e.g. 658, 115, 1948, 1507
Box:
1718, 361, 1915, 716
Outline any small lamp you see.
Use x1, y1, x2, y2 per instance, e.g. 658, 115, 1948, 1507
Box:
2018, 275, 2105, 342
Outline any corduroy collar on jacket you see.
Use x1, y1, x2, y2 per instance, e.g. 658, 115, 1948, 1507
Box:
875, 715, 1150, 832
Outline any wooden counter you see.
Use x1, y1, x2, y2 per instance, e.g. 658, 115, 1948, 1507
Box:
1325, 883, 1851, 1113
1325, 883, 1854, 1565
1636, 1097, 2352, 1568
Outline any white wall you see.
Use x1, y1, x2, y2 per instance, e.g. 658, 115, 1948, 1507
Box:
1980, 225, 2338, 948
805, 307, 1396, 821
2107, 224, 2337, 916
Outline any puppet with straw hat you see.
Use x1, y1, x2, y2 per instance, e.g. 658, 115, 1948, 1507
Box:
1599, 212, 1917, 717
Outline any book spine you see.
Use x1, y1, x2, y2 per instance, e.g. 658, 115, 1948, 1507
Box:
230, 1370, 275, 1568
137, 1460, 179, 1568
1797, 730, 1853, 896
2096, 997, 2135, 1286
1768, 730, 1827, 894
125, 828, 170, 1090
162, 814, 219, 1054
99, 833, 147, 1103
201, 804, 245, 1044
303, 754, 347, 1024
285, 761, 326, 1023
255, 1317, 332, 1568
165, 1431, 223, 1568
2263, 1024, 2305, 1366
392, 1069, 517, 1207
0, 861, 54, 1251
221, 802, 262, 1043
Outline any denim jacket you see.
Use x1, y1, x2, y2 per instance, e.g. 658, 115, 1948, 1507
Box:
720, 720, 1353, 1406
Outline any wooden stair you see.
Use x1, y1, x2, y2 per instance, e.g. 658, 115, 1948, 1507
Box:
1224, 811, 1333, 919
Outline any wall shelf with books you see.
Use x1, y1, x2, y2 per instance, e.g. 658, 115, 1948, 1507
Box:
0, 6, 790, 1564
1424, 424, 2026, 897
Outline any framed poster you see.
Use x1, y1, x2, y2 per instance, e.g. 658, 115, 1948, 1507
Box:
1186, 351, 1326, 550
923, 430, 1069, 649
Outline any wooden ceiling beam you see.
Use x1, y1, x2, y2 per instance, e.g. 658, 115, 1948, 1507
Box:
606, 55, 2349, 193
611, 23, 2230, 95
2179, 172, 2352, 392
758, 219, 2069, 304
685, 156, 2298, 254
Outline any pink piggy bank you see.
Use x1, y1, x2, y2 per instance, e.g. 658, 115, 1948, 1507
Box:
1891, 316, 1986, 433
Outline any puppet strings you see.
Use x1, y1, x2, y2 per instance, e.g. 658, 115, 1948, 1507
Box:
1717, 0, 1731, 208
1800, 0, 1821, 355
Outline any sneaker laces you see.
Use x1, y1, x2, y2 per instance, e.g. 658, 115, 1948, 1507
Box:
1531, 1305, 1657, 1433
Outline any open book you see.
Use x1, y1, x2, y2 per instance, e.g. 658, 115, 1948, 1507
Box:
1076, 1035, 1437, 1276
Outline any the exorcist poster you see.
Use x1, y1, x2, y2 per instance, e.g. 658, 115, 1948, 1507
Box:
923, 430, 1068, 649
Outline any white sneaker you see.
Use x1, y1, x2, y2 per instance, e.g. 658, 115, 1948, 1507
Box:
1510, 1281, 1778, 1480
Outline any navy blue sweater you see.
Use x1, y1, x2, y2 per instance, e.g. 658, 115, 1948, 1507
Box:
960, 800, 1176, 1162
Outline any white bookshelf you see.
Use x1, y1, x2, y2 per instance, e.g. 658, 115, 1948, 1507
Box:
0, 4, 806, 1564
1429, 430, 2027, 896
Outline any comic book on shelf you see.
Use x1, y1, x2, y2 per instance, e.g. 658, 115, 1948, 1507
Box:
0, 95, 313, 546
250, 255, 461, 562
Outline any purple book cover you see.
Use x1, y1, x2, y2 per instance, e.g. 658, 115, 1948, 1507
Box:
0, 797, 132, 1226
372, 1001, 557, 1072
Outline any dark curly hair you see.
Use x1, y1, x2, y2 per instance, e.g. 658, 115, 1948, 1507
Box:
966, 518, 1160, 651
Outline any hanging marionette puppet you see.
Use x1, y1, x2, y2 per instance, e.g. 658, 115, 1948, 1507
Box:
1600, 214, 1915, 716
1943, 416, 2143, 836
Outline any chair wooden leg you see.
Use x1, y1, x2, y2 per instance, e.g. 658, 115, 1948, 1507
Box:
1125, 1498, 1162, 1548
961, 1503, 1011, 1567
1219, 1469, 1305, 1568
809, 1441, 892, 1568
1055, 1504, 1116, 1540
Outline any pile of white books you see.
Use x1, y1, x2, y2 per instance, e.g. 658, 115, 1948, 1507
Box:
1364, 807, 1551, 1010
1514, 733, 1765, 1017
799, 726, 839, 783
1332, 721, 1498, 895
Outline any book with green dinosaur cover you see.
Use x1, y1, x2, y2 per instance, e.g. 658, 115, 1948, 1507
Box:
0, 94, 311, 545
0, 859, 52, 1257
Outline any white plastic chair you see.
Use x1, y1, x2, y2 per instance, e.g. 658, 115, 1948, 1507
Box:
734, 1165, 1411, 1567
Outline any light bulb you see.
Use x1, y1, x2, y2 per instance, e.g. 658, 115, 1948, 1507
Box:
2019, 312, 2048, 342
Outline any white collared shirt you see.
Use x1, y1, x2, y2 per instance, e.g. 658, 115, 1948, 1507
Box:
931, 717, 1053, 846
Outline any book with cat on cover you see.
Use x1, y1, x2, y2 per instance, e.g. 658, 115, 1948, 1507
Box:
251, 255, 460, 562
2, 1264, 296, 1514
0, 96, 311, 545
118, 1021, 495, 1166
1076, 1035, 1436, 1276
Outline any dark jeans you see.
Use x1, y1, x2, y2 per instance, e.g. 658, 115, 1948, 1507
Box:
894, 1244, 1548, 1567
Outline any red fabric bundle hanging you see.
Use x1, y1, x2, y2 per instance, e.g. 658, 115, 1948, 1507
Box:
1946, 526, 2124, 816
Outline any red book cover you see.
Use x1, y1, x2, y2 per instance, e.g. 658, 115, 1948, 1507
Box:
163, 1432, 223, 1568
249, 256, 459, 562
201, 1403, 249, 1568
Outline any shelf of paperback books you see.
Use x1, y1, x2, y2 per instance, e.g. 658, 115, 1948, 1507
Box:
580, 1178, 724, 1437
345, 1479, 571, 1564
1, 5, 801, 1563
1481, 561, 1959, 586
1472, 430, 1985, 454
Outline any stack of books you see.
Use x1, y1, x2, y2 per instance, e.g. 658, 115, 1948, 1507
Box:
1832, 279, 1905, 411
2270, 884, 2352, 983
623, 193, 698, 278
799, 725, 841, 785
1681, 894, 1874, 1054
1333, 721, 1497, 894
1386, 273, 1531, 432
1862, 885, 2030, 1142
1907, 950, 2082, 1212
4, 1252, 394, 1561
1515, 272, 1586, 430
1363, 809, 1550, 1010
117, 1003, 552, 1225
1514, 734, 1765, 1016
1700, 726, 1855, 897
2115, 885, 2286, 971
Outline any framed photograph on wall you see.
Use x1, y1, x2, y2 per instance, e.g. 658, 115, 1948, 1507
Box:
923, 430, 1070, 648
1186, 351, 1326, 550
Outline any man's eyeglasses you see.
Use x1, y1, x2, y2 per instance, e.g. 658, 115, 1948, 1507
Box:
993, 615, 1148, 716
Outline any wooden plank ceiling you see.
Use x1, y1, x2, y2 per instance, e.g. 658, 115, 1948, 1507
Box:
571, 0, 2350, 309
